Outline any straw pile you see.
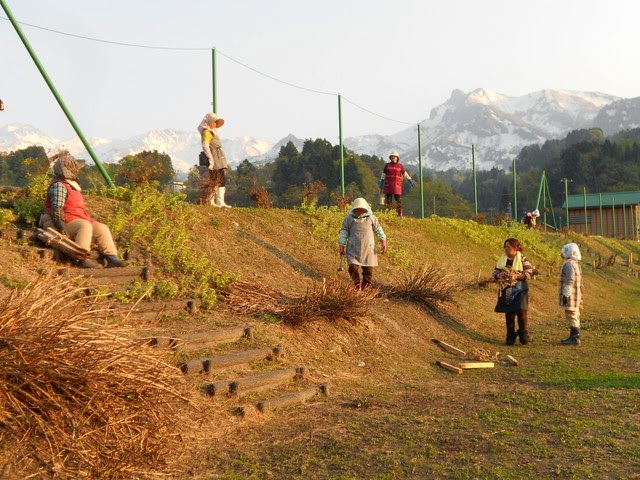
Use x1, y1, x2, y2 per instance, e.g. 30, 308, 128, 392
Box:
221, 278, 375, 325
389, 264, 458, 313
0, 274, 191, 479
247, 182, 272, 208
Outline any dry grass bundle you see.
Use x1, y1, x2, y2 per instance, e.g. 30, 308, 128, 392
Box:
221, 278, 375, 325
0, 274, 192, 479
279, 278, 376, 326
466, 346, 500, 362
247, 182, 272, 208
389, 264, 459, 313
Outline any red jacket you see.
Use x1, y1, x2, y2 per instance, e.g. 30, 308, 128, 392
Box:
46, 181, 93, 223
383, 162, 406, 195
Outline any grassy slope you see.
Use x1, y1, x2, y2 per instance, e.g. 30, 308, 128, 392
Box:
3, 202, 639, 479
175, 205, 639, 480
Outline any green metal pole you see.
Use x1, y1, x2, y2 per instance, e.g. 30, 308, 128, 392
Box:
211, 48, 217, 113
338, 94, 344, 196
536, 171, 545, 211
542, 174, 547, 232
599, 193, 603, 236
562, 178, 569, 229
472, 144, 478, 217
1, 0, 114, 187
417, 124, 424, 219
612, 197, 616, 238
583, 187, 588, 235
512, 158, 517, 221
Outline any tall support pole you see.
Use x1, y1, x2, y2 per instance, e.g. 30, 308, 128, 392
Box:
562, 178, 570, 229
583, 187, 588, 234
472, 144, 478, 217
599, 193, 604, 236
1, 0, 114, 187
536, 170, 545, 211
512, 158, 517, 220
542, 174, 548, 232
612, 197, 616, 238
211, 48, 217, 113
338, 94, 345, 196
417, 124, 424, 219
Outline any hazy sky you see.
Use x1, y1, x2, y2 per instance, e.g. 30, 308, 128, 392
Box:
2, 0, 639, 143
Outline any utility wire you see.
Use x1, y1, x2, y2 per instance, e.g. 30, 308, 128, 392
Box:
1, 14, 420, 126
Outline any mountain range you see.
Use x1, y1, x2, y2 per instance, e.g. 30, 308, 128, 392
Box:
2, 88, 639, 175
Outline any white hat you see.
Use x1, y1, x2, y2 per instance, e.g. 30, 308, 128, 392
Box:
351, 197, 370, 211
561, 243, 581, 261
389, 150, 400, 160
205, 112, 225, 128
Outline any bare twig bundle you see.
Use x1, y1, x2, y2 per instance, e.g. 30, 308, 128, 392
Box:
279, 278, 376, 326
247, 182, 272, 209
389, 264, 458, 313
219, 280, 286, 316
302, 180, 326, 205
0, 273, 191, 479
330, 192, 351, 211
221, 278, 375, 325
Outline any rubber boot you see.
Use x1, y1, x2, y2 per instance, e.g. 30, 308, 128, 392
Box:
209, 187, 221, 207
396, 206, 403, 218
77, 258, 101, 269
105, 255, 130, 268
505, 314, 517, 345
517, 312, 530, 344
561, 327, 581, 346
217, 186, 231, 208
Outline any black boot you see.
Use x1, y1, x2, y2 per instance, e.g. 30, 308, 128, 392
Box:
505, 315, 517, 345
77, 258, 101, 269
105, 255, 130, 268
561, 327, 581, 346
517, 311, 531, 344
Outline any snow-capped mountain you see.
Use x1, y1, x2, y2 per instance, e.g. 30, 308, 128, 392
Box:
592, 97, 640, 135
0, 125, 273, 174
345, 88, 621, 170
3, 88, 637, 173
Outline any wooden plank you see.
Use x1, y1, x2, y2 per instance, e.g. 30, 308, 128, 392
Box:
256, 384, 326, 413
457, 362, 495, 369
178, 326, 250, 349
435, 361, 463, 374
504, 355, 519, 366
432, 339, 467, 357
108, 298, 197, 315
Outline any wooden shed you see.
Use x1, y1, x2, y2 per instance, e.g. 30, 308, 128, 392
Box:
563, 191, 640, 240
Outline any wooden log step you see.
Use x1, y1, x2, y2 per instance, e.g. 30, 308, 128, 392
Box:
200, 380, 234, 398
57, 265, 150, 279
177, 346, 282, 375
109, 298, 199, 315
177, 327, 254, 350
256, 384, 328, 413
230, 366, 305, 398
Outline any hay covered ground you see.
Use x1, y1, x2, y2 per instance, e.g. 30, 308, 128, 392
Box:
1, 201, 639, 479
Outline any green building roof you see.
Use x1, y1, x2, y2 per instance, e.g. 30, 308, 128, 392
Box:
563, 191, 640, 209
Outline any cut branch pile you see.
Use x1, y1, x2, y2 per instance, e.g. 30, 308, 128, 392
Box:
247, 182, 272, 209
389, 264, 458, 313
221, 278, 375, 325
0, 273, 191, 479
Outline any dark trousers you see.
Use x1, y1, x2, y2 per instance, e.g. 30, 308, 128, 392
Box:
385, 194, 401, 209
348, 264, 374, 289
505, 309, 528, 333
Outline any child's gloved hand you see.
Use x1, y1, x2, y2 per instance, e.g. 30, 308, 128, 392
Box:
380, 240, 387, 253
339, 245, 345, 255
408, 179, 416, 188
379, 179, 385, 189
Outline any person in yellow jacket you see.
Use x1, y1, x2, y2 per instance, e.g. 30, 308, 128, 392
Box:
197, 112, 230, 207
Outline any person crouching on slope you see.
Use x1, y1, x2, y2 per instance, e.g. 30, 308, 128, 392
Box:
493, 238, 533, 345
338, 198, 387, 290
379, 150, 415, 218
559, 242, 583, 346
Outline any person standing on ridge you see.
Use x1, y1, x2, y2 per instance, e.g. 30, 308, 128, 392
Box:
198, 112, 230, 207
379, 150, 415, 218
559, 242, 584, 346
